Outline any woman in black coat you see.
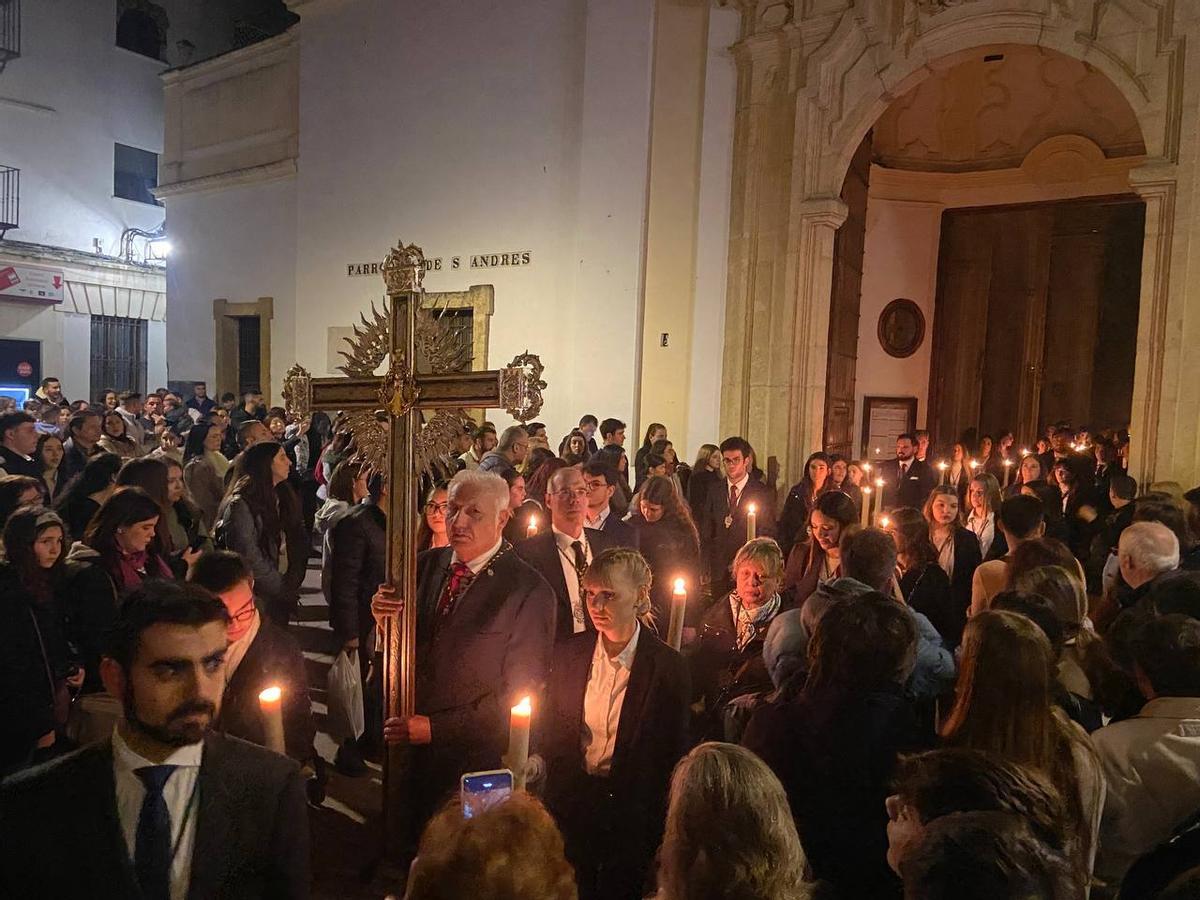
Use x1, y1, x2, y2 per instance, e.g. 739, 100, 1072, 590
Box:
540, 548, 690, 900
923, 485, 981, 648
776, 451, 831, 559
689, 537, 797, 742
52, 451, 121, 541
890, 507, 956, 649
628, 475, 701, 629
0, 508, 80, 774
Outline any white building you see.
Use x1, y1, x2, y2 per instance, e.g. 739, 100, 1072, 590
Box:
0, 0, 278, 406
160, 0, 1200, 490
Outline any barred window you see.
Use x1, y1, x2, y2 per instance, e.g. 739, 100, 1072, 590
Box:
90, 315, 147, 398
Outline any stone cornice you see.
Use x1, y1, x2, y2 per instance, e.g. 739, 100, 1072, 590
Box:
161, 28, 297, 86
153, 159, 298, 201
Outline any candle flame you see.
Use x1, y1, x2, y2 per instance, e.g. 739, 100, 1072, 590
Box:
862, 463, 872, 473
1021, 449, 1029, 457
747, 503, 757, 514
880, 516, 891, 528
259, 686, 281, 703
672, 577, 686, 595
512, 696, 532, 717
1003, 459, 1014, 467
938, 461, 948, 470
875, 478, 884, 488
863, 486, 872, 494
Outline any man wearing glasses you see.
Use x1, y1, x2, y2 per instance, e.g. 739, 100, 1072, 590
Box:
187, 550, 324, 800
518, 466, 619, 644
581, 459, 638, 549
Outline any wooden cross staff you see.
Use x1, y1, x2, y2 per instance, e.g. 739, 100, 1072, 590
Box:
282, 240, 546, 854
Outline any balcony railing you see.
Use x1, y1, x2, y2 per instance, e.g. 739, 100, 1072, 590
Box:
1, 165, 18, 238
0, 0, 19, 73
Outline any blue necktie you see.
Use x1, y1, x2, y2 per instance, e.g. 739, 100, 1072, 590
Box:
135, 765, 177, 900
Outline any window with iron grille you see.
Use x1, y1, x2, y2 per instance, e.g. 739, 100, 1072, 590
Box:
114, 143, 162, 206
0, 165, 17, 238
0, 0, 19, 72
236, 316, 261, 395
90, 315, 147, 398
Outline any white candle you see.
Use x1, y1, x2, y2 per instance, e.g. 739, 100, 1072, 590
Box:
874, 477, 884, 516
258, 686, 286, 755
938, 461, 948, 484
861, 486, 872, 528
526, 514, 538, 539
667, 578, 687, 651
508, 696, 532, 791
1002, 458, 1014, 488
880, 515, 891, 530
746, 503, 758, 542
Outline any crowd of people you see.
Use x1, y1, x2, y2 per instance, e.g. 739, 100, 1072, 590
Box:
3, 376, 1200, 900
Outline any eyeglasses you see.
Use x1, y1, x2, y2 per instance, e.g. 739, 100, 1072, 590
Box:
584, 479, 608, 492
552, 488, 589, 501
228, 598, 256, 624
425, 501, 448, 514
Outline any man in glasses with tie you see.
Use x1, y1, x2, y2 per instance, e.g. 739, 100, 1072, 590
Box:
373, 469, 556, 831
698, 436, 776, 597
0, 579, 310, 899
516, 465, 620, 645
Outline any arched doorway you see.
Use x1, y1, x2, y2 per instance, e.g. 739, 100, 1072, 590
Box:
720, 3, 1187, 492
826, 44, 1147, 463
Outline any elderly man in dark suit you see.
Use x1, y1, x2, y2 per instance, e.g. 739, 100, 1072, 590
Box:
0, 580, 309, 900
878, 432, 938, 512
581, 458, 637, 548
517, 465, 618, 644
373, 469, 556, 829
697, 436, 776, 596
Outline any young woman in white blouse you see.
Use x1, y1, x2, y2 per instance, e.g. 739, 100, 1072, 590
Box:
965, 473, 1007, 561
540, 548, 690, 900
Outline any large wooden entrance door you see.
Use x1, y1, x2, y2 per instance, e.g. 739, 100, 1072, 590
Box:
823, 132, 872, 457
928, 197, 1144, 448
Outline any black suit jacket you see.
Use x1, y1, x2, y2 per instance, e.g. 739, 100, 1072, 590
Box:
216, 617, 317, 762
325, 502, 386, 646
698, 478, 776, 588
592, 511, 638, 550
542, 627, 690, 898
412, 545, 556, 816
878, 458, 938, 511
0, 733, 310, 899
515, 528, 618, 644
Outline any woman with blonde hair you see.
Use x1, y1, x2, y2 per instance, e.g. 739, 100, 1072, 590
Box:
687, 443, 721, 518
405, 793, 577, 900
657, 742, 809, 900
541, 547, 690, 900
966, 473, 1007, 559
692, 538, 796, 741
941, 609, 1105, 888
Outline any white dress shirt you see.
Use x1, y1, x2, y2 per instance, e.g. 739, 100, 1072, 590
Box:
451, 536, 504, 575
582, 623, 641, 776
585, 505, 611, 531
966, 510, 996, 558
112, 728, 203, 900
553, 526, 592, 633
726, 474, 750, 506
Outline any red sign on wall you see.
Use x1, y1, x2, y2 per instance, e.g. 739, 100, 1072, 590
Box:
0, 264, 65, 304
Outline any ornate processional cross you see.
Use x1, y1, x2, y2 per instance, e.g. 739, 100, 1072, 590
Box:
282, 240, 546, 852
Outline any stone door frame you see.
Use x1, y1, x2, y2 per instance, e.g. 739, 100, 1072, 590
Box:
721, 1, 1189, 491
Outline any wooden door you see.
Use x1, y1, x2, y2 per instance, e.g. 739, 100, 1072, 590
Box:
823, 132, 871, 458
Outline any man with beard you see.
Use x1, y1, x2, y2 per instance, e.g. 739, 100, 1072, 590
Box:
0, 580, 310, 899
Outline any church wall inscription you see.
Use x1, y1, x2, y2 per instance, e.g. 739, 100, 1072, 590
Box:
346, 250, 532, 277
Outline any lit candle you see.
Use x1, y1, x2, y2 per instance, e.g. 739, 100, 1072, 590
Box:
880, 515, 891, 529
526, 514, 538, 539
258, 686, 286, 755
1002, 458, 1014, 488
747, 503, 758, 542
860, 486, 872, 528
969, 459, 978, 471
1020, 448, 1029, 458
508, 696, 532, 791
862, 462, 872, 475
937, 460, 948, 484
667, 578, 687, 651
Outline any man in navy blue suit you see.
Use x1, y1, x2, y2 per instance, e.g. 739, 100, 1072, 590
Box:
581, 458, 637, 549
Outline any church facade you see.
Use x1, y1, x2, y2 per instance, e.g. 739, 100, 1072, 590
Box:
159, 0, 1200, 490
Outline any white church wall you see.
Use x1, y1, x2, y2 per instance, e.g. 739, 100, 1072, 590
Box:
289, 0, 655, 438
685, 5, 738, 461
164, 178, 297, 388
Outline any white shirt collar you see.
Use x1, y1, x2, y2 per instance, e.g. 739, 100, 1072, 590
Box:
452, 537, 504, 575
594, 621, 641, 670
552, 524, 588, 552
112, 725, 203, 772
727, 473, 750, 495
585, 506, 611, 529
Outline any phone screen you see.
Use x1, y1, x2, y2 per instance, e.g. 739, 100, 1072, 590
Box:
460, 769, 513, 819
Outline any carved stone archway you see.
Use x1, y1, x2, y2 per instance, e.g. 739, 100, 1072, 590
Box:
721, 0, 1193, 492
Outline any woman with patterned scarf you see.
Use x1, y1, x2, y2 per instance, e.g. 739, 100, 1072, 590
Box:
687, 537, 797, 742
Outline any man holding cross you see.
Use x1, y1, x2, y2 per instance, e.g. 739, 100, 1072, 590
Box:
371, 469, 556, 828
